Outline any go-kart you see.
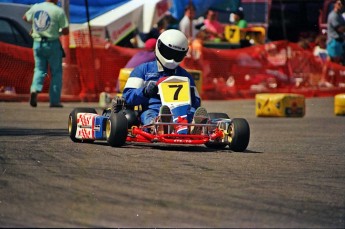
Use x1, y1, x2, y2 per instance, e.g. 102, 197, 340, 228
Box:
68, 76, 250, 151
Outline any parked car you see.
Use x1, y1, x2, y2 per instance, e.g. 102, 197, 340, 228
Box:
0, 3, 32, 48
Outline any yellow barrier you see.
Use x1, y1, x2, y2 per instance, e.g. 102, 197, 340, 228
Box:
224, 25, 241, 44
334, 93, 345, 116
224, 25, 266, 45
256, 93, 305, 117
117, 68, 134, 94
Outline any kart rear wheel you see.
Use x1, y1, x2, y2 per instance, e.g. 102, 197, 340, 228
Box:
228, 118, 250, 152
106, 112, 128, 147
208, 112, 230, 119
68, 108, 97, 143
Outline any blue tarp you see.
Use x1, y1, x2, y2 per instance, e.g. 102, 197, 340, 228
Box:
0, 0, 241, 23
0, 0, 129, 23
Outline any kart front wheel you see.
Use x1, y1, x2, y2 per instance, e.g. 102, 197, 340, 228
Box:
228, 118, 250, 152
106, 112, 128, 147
68, 108, 97, 143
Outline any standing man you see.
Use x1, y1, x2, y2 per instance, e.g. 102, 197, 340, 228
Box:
179, 3, 198, 41
23, 0, 69, 108
231, 8, 248, 29
326, 0, 345, 65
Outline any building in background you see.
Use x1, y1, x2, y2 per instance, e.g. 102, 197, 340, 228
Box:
268, 0, 324, 42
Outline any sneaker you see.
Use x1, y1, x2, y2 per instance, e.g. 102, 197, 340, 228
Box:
191, 107, 209, 134
50, 103, 63, 108
158, 105, 172, 134
159, 105, 172, 122
30, 92, 37, 107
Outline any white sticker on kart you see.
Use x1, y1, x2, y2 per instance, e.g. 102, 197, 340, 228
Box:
76, 113, 98, 139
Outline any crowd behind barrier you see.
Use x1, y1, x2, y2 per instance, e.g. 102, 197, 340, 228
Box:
1, 31, 344, 102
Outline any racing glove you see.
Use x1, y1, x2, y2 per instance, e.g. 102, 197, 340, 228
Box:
143, 81, 158, 98
111, 96, 125, 113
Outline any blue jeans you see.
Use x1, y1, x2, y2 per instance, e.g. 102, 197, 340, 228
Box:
327, 38, 345, 59
31, 40, 63, 105
140, 108, 159, 125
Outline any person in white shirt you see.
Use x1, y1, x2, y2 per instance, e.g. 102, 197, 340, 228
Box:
179, 3, 199, 40
314, 33, 332, 87
313, 34, 328, 62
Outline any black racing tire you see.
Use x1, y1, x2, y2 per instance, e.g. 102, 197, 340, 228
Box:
228, 118, 250, 152
208, 112, 230, 120
68, 108, 97, 143
123, 108, 140, 128
106, 112, 128, 147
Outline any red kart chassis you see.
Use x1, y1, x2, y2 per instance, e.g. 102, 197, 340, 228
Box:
68, 108, 250, 152
129, 123, 224, 145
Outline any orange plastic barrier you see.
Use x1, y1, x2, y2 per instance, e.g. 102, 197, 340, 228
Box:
182, 40, 345, 99
1, 37, 344, 101
75, 45, 138, 101
0, 41, 40, 94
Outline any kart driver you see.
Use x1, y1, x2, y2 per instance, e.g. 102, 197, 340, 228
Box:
122, 29, 208, 133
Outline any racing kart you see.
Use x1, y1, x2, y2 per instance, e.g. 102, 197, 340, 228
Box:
68, 76, 250, 151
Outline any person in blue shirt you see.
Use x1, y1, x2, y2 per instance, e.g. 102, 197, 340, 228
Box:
327, 0, 345, 65
122, 29, 207, 134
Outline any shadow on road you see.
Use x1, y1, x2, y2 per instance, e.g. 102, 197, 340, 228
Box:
1, 128, 263, 154
0, 128, 67, 136
95, 142, 263, 154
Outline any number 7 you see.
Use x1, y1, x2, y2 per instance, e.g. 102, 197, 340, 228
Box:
169, 85, 183, 100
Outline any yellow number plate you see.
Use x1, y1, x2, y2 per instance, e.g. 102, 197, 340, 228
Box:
158, 76, 191, 106
160, 81, 190, 103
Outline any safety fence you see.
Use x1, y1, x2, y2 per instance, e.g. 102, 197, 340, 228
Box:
182, 40, 345, 99
1, 32, 344, 102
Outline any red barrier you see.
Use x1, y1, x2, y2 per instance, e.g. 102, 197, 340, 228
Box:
1, 38, 344, 102
182, 40, 345, 99
75, 45, 138, 101
0, 42, 47, 94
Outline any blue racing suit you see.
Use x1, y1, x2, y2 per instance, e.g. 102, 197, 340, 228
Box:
123, 60, 201, 125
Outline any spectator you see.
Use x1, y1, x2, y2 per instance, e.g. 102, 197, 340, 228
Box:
203, 9, 225, 41
326, 0, 345, 64
298, 31, 317, 51
139, 14, 174, 42
229, 7, 250, 47
23, 0, 69, 108
179, 3, 198, 40
231, 8, 247, 28
313, 34, 328, 62
115, 38, 157, 93
297, 38, 312, 50
313, 34, 332, 87
125, 38, 157, 68
190, 30, 209, 60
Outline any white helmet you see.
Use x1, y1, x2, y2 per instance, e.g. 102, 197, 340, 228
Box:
155, 29, 189, 69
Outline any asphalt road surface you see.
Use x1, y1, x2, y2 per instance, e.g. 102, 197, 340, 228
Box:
0, 97, 344, 227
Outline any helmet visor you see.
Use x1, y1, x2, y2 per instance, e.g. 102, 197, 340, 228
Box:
157, 39, 188, 62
